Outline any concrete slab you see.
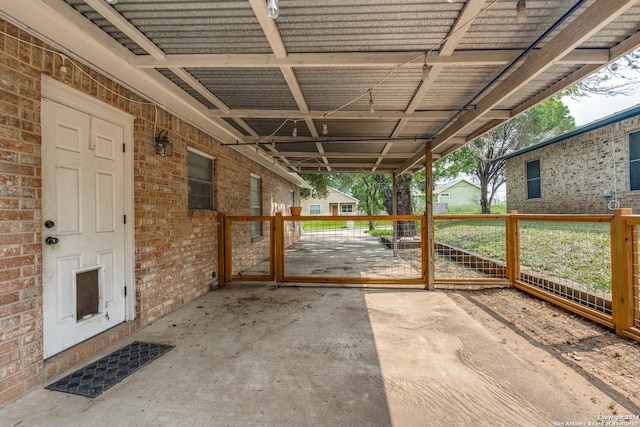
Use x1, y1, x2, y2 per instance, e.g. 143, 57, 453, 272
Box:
0, 285, 633, 426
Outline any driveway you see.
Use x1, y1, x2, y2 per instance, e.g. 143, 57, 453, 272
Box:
0, 285, 632, 426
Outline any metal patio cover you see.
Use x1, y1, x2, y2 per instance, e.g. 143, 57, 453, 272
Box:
3, 0, 640, 176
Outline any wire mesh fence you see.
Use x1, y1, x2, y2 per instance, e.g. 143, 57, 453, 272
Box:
282, 217, 423, 283
227, 218, 273, 279
221, 211, 640, 341
517, 220, 612, 315
434, 218, 507, 280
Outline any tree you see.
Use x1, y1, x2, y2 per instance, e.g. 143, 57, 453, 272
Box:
439, 96, 576, 213
299, 173, 333, 199
373, 174, 416, 237
343, 175, 384, 230
568, 48, 640, 97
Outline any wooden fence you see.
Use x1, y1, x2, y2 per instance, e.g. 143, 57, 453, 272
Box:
218, 209, 640, 342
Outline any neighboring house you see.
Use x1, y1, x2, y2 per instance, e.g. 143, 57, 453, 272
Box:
415, 179, 481, 212
301, 187, 359, 215
501, 104, 640, 214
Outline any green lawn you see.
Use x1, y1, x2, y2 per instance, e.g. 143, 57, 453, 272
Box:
301, 220, 392, 232
299, 215, 612, 291
435, 219, 611, 290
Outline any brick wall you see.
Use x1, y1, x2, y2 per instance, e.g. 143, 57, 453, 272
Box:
0, 19, 299, 404
506, 116, 640, 214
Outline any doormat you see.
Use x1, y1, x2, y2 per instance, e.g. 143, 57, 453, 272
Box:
45, 341, 174, 398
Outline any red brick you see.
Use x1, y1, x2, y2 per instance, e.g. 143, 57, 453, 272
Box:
0, 233, 35, 245
0, 255, 34, 269
0, 198, 19, 210
0, 291, 19, 305
0, 245, 21, 257
0, 383, 23, 403
0, 268, 20, 282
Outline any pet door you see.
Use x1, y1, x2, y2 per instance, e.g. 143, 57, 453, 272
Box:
74, 266, 103, 321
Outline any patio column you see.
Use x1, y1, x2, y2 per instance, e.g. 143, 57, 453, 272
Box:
392, 173, 398, 256
425, 147, 435, 290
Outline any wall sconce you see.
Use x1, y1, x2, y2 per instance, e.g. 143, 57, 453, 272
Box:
154, 130, 173, 157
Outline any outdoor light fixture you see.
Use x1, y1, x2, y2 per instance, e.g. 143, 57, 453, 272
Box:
292, 120, 298, 137
322, 114, 328, 135
154, 130, 173, 157
267, 0, 279, 19
105, 0, 118, 4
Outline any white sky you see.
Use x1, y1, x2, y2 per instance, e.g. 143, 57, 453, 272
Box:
562, 91, 640, 126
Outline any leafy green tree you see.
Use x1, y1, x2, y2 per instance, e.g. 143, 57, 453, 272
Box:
337, 174, 384, 230
373, 174, 416, 237
439, 96, 575, 213
299, 173, 333, 199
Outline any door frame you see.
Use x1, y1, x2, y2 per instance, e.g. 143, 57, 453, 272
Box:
42, 76, 136, 322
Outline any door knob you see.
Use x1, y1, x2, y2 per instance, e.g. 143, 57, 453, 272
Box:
45, 236, 59, 245
44, 220, 55, 228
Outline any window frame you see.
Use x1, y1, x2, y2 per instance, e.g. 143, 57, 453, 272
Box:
439, 192, 451, 198
341, 204, 353, 214
629, 131, 640, 191
187, 148, 214, 211
309, 204, 321, 215
250, 174, 262, 238
526, 159, 541, 200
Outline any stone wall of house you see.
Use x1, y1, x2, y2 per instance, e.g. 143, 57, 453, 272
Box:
0, 19, 299, 404
506, 116, 640, 214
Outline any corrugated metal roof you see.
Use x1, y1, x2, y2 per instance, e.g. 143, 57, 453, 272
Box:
39, 0, 640, 174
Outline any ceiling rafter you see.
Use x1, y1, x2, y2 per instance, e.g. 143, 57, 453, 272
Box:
276, 152, 411, 159
132, 49, 610, 69
397, 0, 639, 175
243, 137, 425, 144
210, 109, 511, 120
392, 0, 487, 139
83, 0, 263, 139
248, 0, 325, 168
371, 142, 393, 173
82, 0, 166, 61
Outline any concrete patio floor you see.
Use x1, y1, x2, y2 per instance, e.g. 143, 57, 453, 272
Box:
0, 285, 633, 426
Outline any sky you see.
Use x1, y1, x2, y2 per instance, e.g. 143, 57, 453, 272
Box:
563, 91, 640, 126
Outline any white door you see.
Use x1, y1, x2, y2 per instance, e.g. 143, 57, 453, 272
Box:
42, 99, 127, 358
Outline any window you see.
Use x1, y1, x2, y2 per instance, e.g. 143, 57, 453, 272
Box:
289, 190, 295, 206
341, 204, 353, 214
630, 131, 640, 191
310, 204, 320, 215
188, 149, 214, 210
526, 159, 541, 199
440, 193, 451, 198
250, 175, 262, 238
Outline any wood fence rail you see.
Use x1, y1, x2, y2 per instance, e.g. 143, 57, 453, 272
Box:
218, 209, 640, 343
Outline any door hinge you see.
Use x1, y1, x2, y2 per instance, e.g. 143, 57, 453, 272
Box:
123, 143, 126, 153
123, 214, 126, 224
124, 286, 127, 297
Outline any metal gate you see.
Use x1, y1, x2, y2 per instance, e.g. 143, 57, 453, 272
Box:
221, 213, 428, 287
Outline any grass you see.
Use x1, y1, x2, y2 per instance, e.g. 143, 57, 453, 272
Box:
437, 204, 507, 215
301, 220, 392, 232
435, 219, 611, 290
299, 214, 612, 291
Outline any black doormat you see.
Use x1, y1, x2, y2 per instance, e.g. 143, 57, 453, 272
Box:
45, 341, 174, 398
